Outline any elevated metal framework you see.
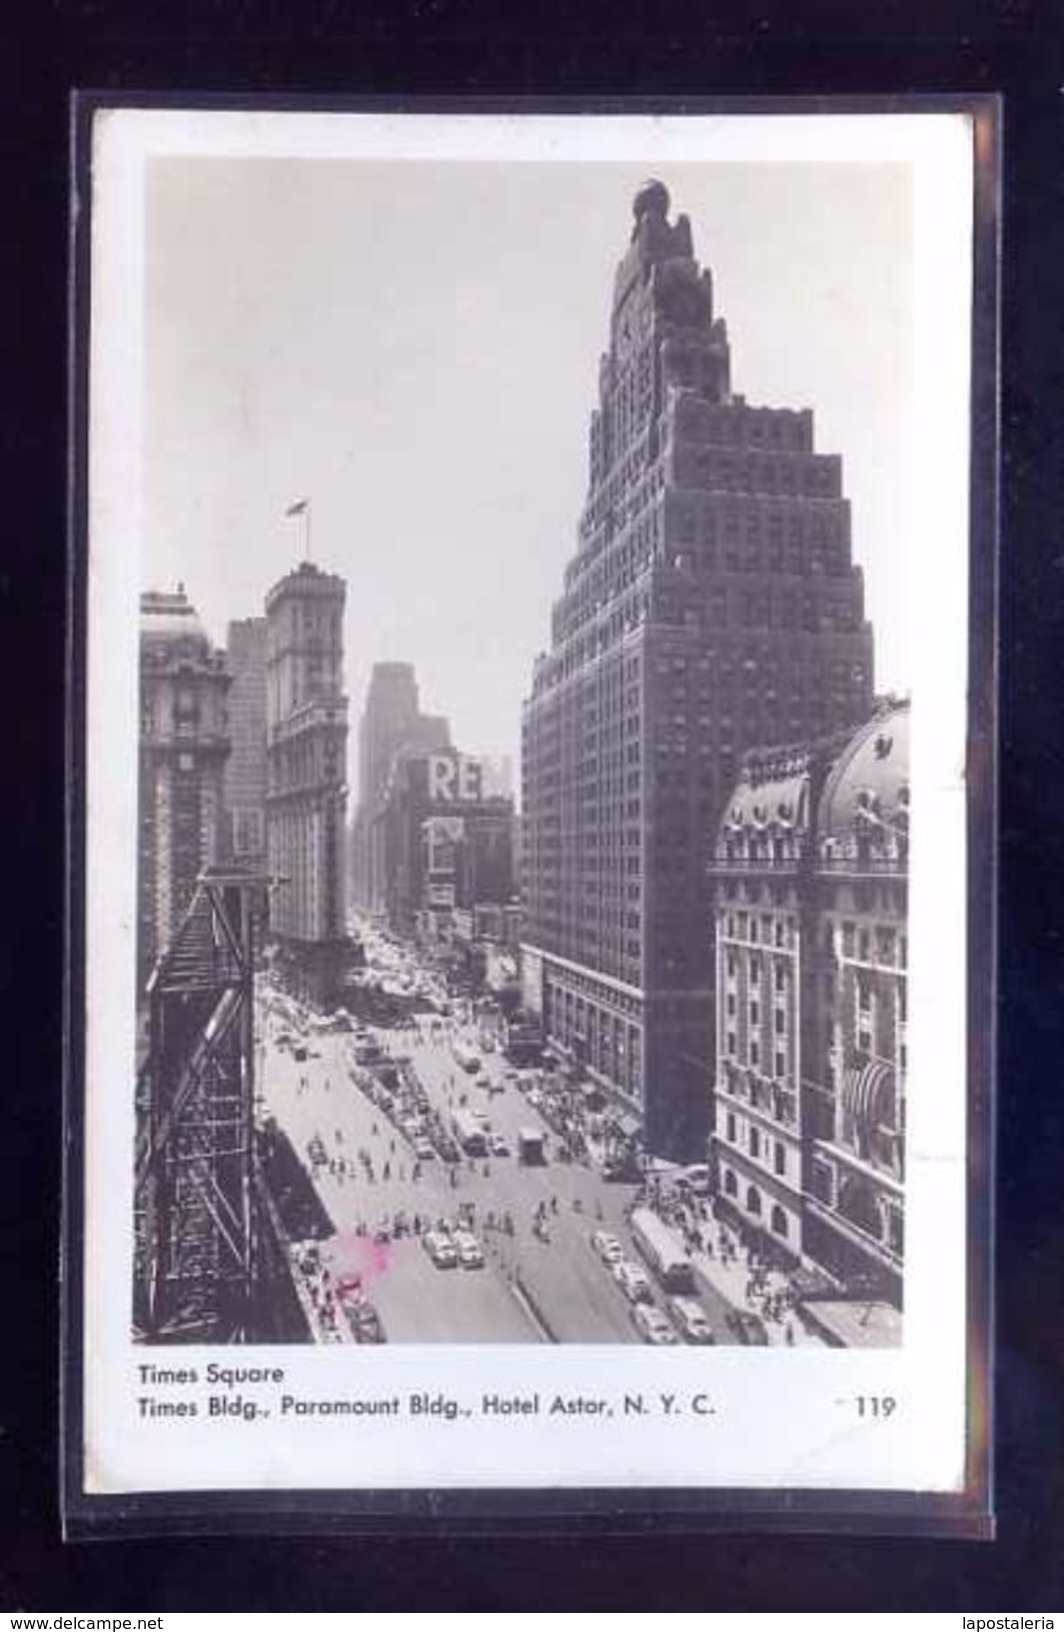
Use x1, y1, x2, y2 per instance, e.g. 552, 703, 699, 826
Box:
133, 865, 289, 1343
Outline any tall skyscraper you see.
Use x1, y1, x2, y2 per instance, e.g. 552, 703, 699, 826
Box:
137, 587, 231, 993
264, 561, 349, 1003
223, 616, 268, 869
350, 661, 451, 912
521, 180, 874, 1159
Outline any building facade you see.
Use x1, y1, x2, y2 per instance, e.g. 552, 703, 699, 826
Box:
350, 662, 451, 912
137, 588, 231, 993
264, 562, 349, 1004
521, 179, 874, 1159
223, 617, 268, 869
710, 701, 908, 1318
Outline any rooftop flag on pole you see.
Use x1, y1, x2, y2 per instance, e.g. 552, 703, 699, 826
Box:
285, 498, 308, 517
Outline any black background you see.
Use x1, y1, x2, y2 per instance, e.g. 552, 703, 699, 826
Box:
4, 0, 1064, 1610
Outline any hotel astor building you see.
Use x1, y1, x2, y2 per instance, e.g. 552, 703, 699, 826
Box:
710, 701, 909, 1312
521, 181, 874, 1159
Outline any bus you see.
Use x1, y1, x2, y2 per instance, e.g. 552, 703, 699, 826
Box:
452, 1038, 481, 1074
504, 1016, 544, 1065
629, 1208, 696, 1293
517, 1127, 546, 1165
451, 1106, 488, 1158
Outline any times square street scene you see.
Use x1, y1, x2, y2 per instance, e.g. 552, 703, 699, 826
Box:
259, 919, 821, 1349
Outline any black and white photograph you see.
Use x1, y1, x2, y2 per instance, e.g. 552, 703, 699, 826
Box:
75, 106, 982, 1505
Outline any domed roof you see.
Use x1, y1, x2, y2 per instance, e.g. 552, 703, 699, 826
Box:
816, 701, 910, 846
140, 586, 209, 648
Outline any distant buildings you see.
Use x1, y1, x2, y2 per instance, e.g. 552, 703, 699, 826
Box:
223, 617, 268, 870
137, 588, 231, 993
521, 180, 874, 1160
264, 562, 350, 1004
709, 701, 909, 1324
371, 749, 515, 942
350, 661, 451, 913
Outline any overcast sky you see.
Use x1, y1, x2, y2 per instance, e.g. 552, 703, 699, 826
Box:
144, 156, 913, 795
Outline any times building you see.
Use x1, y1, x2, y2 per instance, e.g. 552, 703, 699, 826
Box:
521, 181, 873, 1160
265, 561, 350, 1004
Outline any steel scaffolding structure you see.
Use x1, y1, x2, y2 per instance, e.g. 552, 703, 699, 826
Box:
133, 864, 287, 1343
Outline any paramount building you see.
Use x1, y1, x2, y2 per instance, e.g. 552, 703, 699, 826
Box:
520, 181, 874, 1160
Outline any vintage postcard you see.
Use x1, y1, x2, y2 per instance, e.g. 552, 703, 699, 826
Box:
68, 103, 991, 1526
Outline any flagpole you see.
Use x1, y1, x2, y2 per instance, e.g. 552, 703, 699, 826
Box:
305, 499, 312, 564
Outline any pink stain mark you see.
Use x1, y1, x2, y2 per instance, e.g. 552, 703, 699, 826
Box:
322, 1229, 396, 1291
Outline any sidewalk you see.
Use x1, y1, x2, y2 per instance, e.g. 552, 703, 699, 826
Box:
684, 1235, 825, 1349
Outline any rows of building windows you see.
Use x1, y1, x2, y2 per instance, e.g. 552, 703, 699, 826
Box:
542, 963, 644, 1102
669, 441, 842, 501
717, 1165, 796, 1243
717, 1105, 796, 1183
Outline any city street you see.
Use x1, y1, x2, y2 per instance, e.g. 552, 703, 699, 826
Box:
258, 990, 744, 1345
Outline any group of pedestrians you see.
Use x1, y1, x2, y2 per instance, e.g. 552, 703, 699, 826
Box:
294, 1245, 344, 1342
646, 1184, 808, 1345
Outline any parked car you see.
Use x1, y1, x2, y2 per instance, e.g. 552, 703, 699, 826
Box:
490, 1134, 510, 1157
590, 1230, 624, 1265
613, 1260, 654, 1304
632, 1304, 679, 1345
343, 1299, 386, 1344
726, 1309, 770, 1345
670, 1296, 716, 1345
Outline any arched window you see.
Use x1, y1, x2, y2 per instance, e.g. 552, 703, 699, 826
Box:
724, 1168, 738, 1198
746, 1185, 762, 1217
770, 1204, 788, 1238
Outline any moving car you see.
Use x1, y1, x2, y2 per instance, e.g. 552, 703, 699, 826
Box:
590, 1230, 624, 1265
423, 1230, 458, 1269
612, 1260, 654, 1304
670, 1296, 716, 1344
413, 1136, 436, 1161
632, 1304, 680, 1345
452, 1230, 485, 1269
